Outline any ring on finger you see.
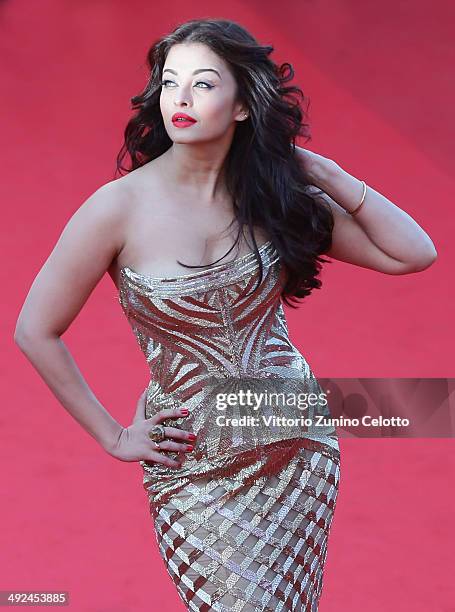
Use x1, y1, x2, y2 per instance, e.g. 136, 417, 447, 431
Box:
153, 441, 161, 451
148, 424, 166, 443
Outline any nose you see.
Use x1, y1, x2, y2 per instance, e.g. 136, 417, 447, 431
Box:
174, 97, 192, 109
173, 84, 193, 108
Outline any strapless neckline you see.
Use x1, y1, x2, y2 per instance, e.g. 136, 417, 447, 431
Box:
120, 239, 274, 284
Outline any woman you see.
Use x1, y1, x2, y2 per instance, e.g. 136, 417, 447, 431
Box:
15, 18, 437, 611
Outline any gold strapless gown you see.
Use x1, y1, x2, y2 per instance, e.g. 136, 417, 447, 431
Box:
118, 240, 341, 611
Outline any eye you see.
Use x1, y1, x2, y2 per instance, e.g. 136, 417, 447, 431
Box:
160, 80, 213, 89
195, 81, 213, 89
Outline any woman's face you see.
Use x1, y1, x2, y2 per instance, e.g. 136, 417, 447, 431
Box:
160, 42, 247, 144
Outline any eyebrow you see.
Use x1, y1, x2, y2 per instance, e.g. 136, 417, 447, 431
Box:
162, 68, 222, 79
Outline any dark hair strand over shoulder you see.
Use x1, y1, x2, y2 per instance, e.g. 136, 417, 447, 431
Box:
115, 18, 334, 308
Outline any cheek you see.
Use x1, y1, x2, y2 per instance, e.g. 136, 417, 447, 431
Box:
202, 96, 235, 123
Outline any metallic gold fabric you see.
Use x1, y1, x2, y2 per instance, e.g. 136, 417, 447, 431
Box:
118, 240, 341, 610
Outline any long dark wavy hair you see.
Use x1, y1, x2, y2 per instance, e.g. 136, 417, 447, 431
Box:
115, 18, 334, 308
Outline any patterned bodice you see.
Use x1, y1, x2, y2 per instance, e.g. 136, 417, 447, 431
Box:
118, 240, 338, 460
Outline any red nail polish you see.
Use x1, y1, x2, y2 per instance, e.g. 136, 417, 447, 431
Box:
181, 409, 189, 415
188, 433, 197, 441
186, 445, 194, 451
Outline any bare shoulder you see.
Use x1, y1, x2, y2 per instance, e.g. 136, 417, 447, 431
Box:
80, 175, 132, 227
56, 176, 135, 269
14, 176, 134, 340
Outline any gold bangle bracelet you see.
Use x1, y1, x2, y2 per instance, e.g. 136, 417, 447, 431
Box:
350, 180, 367, 216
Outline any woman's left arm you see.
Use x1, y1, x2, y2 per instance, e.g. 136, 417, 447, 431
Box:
295, 147, 438, 274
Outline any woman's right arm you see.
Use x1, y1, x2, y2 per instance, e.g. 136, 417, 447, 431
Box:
14, 181, 129, 454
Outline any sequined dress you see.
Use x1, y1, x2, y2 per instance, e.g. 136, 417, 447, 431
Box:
118, 240, 341, 611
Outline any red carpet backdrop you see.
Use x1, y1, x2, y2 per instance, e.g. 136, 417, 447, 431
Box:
2, 1, 453, 610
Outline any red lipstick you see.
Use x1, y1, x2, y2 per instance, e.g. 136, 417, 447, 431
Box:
172, 113, 197, 128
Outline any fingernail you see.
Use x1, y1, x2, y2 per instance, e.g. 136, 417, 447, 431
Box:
181, 409, 189, 415
188, 433, 197, 441
185, 445, 194, 452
